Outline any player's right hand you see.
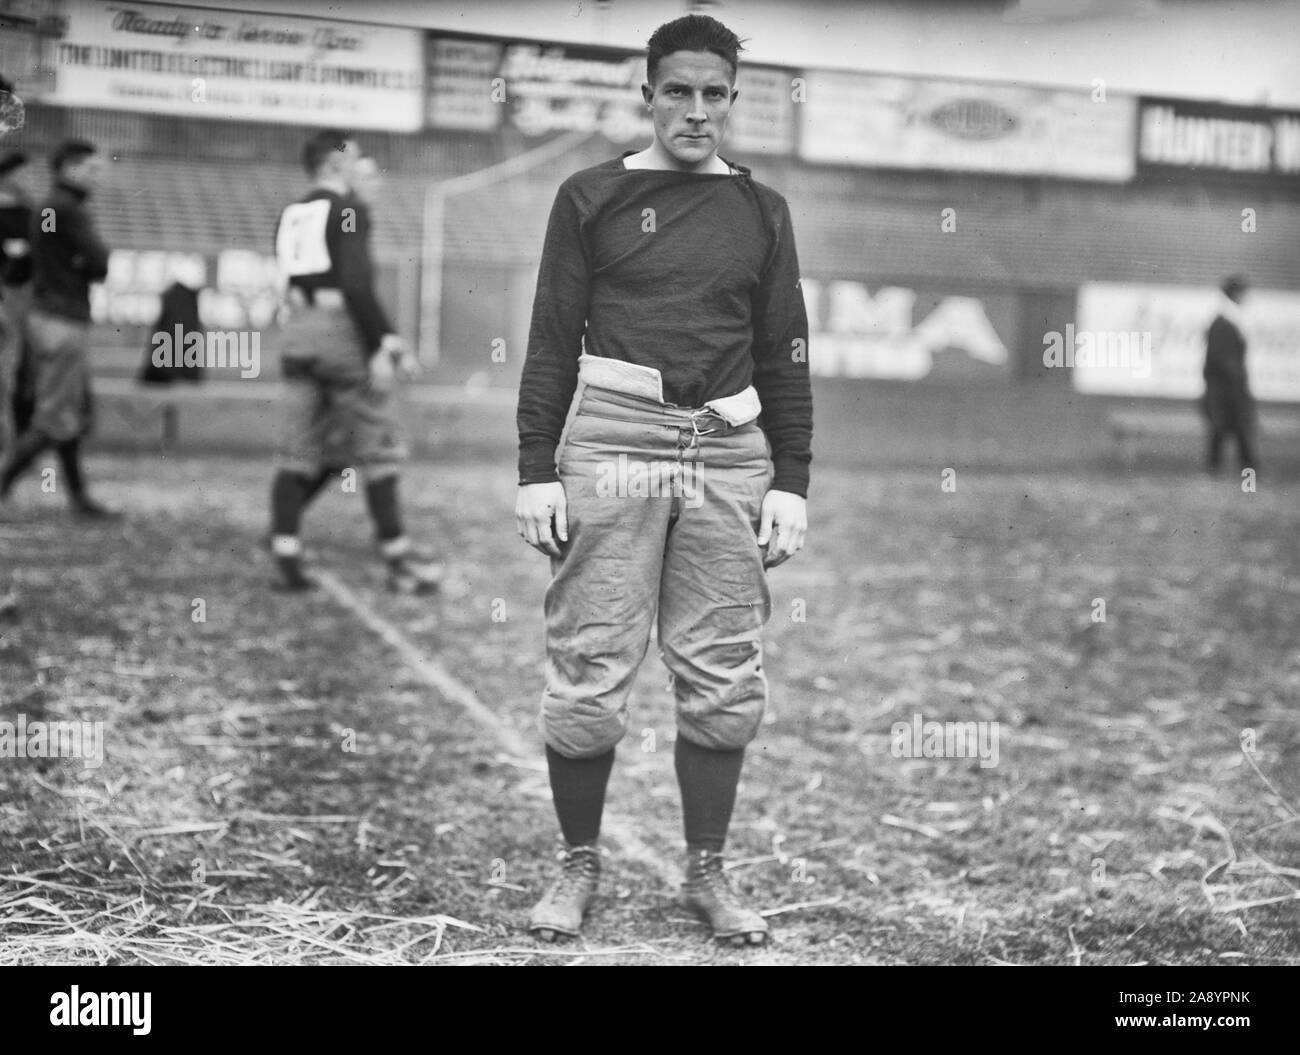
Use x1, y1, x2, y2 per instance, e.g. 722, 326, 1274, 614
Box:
516, 482, 568, 558
379, 333, 409, 357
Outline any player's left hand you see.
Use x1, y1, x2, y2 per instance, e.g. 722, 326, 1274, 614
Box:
368, 349, 396, 393
374, 334, 419, 386
757, 489, 806, 568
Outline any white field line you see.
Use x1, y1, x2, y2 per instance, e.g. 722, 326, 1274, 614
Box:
313, 569, 678, 887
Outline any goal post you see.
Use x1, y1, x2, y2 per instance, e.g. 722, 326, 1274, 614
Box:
418, 130, 595, 368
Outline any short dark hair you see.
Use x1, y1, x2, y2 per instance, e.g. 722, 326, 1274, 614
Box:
50, 139, 96, 173
646, 14, 745, 86
301, 129, 352, 177
1221, 275, 1248, 298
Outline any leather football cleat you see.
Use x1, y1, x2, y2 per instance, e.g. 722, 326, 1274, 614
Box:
270, 535, 314, 591
71, 497, 123, 521
273, 554, 315, 592
529, 844, 601, 941
681, 849, 770, 945
385, 550, 445, 595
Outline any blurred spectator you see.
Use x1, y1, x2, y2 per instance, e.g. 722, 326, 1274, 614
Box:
1201, 276, 1258, 474
140, 258, 204, 384
0, 139, 33, 459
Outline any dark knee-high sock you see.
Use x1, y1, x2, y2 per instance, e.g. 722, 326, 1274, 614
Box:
364, 475, 403, 544
675, 736, 746, 854
299, 466, 338, 512
1207, 429, 1224, 469
271, 469, 313, 537
1, 430, 50, 496
546, 744, 615, 846
56, 439, 86, 502
1237, 430, 1259, 472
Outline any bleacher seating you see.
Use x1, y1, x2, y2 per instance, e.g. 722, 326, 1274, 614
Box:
15, 97, 1299, 291
94, 157, 431, 260
59, 138, 1300, 292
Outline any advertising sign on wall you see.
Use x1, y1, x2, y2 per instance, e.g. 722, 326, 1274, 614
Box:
425, 36, 502, 132
729, 65, 796, 155
803, 279, 1014, 381
49, 0, 425, 130
798, 70, 1135, 180
498, 41, 648, 142
1071, 283, 1300, 402
1137, 97, 1300, 177
424, 34, 794, 153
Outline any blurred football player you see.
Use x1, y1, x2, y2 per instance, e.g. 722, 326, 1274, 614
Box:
292, 153, 384, 513
1, 139, 116, 518
269, 131, 442, 593
0, 141, 32, 461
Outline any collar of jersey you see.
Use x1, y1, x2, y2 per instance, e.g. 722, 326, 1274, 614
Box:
617, 151, 749, 179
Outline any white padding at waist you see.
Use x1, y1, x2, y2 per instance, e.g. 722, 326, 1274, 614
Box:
578, 354, 664, 402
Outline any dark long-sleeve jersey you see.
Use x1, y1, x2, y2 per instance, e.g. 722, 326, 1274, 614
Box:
517, 154, 812, 498
0, 192, 33, 290
275, 187, 390, 358
29, 181, 108, 321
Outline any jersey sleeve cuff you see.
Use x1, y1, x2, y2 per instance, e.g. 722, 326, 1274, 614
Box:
770, 461, 809, 499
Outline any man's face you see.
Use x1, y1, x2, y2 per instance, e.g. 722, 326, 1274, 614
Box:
324, 139, 362, 185
351, 156, 381, 204
642, 50, 737, 170
61, 152, 102, 193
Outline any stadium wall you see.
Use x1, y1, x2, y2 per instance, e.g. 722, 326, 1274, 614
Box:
6, 9, 1299, 470
47, 130, 1300, 469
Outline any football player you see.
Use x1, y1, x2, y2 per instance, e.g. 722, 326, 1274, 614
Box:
269, 131, 442, 593
515, 14, 812, 944
1, 139, 116, 518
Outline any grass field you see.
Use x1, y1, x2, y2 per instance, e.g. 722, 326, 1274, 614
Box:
1, 451, 1298, 965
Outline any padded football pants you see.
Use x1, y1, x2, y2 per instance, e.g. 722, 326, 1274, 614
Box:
540, 384, 773, 758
